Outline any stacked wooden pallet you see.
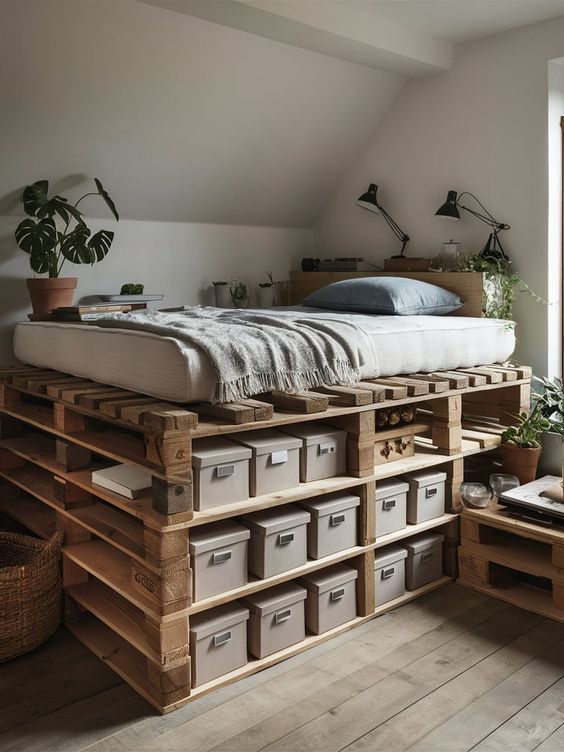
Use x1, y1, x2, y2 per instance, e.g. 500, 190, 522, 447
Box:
459, 505, 564, 622
0, 362, 531, 712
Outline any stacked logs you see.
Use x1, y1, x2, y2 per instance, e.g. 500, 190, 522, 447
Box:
375, 404, 415, 431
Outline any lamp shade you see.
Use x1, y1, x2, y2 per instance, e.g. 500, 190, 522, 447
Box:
356, 183, 380, 214
435, 190, 460, 220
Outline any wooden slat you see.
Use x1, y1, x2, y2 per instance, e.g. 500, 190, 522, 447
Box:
259, 391, 329, 414
78, 390, 137, 409
430, 371, 470, 389
406, 374, 450, 393
237, 399, 274, 422
458, 368, 502, 384
99, 397, 160, 418
314, 385, 373, 407
363, 380, 408, 400
372, 377, 429, 397
475, 365, 518, 381
353, 382, 387, 403
454, 369, 487, 387
120, 401, 176, 425
191, 402, 255, 424
48, 382, 105, 400
10, 370, 62, 387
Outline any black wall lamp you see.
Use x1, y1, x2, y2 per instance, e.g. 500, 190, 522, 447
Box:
356, 184, 410, 258
435, 190, 510, 261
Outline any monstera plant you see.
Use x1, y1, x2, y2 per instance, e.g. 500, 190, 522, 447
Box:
15, 178, 119, 315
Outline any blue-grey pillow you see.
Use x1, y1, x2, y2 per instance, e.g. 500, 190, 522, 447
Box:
303, 277, 463, 315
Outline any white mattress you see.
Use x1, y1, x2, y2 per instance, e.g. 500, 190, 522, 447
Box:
13, 309, 515, 403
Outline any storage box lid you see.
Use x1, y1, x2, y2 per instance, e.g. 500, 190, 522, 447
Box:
298, 563, 358, 595
232, 429, 302, 456
375, 545, 408, 570
375, 478, 409, 500
240, 581, 307, 616
281, 424, 346, 447
192, 437, 252, 469
300, 492, 360, 518
240, 504, 311, 536
189, 520, 250, 556
402, 532, 445, 555
403, 469, 447, 488
189, 602, 249, 641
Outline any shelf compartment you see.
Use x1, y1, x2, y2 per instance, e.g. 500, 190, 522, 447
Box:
373, 513, 457, 549
0, 485, 56, 539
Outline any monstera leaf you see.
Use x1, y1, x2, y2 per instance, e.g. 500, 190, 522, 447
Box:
22, 180, 84, 225
22, 181, 49, 217
94, 178, 119, 221
15, 217, 58, 274
61, 227, 114, 264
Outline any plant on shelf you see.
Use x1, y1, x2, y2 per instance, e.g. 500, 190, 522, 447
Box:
532, 376, 564, 497
258, 272, 274, 289
500, 403, 552, 484
15, 178, 119, 315
230, 277, 250, 309
120, 283, 144, 296
455, 253, 543, 320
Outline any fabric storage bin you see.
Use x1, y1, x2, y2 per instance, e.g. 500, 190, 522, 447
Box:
189, 602, 249, 687
375, 478, 408, 538
281, 424, 346, 482
403, 469, 447, 524
240, 505, 311, 579
404, 532, 445, 590
189, 520, 250, 601
374, 545, 408, 607
300, 492, 360, 559
192, 438, 252, 511
299, 564, 358, 635
232, 430, 301, 496
241, 582, 307, 658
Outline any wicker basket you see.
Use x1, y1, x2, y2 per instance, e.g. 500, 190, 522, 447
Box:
0, 531, 64, 662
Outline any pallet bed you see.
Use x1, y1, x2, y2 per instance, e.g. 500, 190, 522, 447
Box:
0, 362, 531, 712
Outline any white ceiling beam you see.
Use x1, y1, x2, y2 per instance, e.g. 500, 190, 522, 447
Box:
142, 0, 453, 77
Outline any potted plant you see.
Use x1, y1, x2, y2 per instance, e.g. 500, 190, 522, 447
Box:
230, 277, 250, 309
15, 178, 119, 315
533, 376, 564, 479
257, 272, 274, 308
212, 281, 231, 308
501, 404, 552, 484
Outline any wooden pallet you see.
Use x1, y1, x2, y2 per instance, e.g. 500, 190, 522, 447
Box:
0, 362, 531, 712
458, 505, 564, 622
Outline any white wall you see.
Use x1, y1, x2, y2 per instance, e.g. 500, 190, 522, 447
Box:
316, 15, 564, 376
0, 215, 313, 363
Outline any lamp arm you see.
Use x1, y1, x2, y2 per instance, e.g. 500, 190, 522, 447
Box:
378, 205, 410, 243
457, 192, 510, 231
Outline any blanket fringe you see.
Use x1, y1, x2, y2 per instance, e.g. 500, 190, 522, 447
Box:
214, 360, 361, 404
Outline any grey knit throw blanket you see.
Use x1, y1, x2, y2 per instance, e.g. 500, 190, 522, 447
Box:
93, 307, 374, 403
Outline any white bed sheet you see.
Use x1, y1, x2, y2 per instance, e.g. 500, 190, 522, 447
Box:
13, 309, 515, 403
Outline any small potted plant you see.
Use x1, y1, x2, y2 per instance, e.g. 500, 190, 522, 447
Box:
501, 404, 552, 484
230, 277, 250, 309
15, 178, 119, 315
120, 283, 144, 296
212, 281, 230, 308
533, 376, 564, 478
257, 272, 274, 308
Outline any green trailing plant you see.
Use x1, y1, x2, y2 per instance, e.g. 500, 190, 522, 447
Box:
15, 178, 119, 278
455, 254, 544, 320
501, 404, 552, 448
120, 283, 144, 295
212, 281, 227, 286
230, 279, 249, 308
532, 376, 564, 436
259, 272, 274, 289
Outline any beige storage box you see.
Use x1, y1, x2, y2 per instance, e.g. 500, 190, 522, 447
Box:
240, 505, 311, 579
189, 602, 249, 687
375, 478, 409, 538
192, 438, 252, 511
241, 582, 307, 659
403, 532, 445, 590
232, 430, 301, 496
374, 545, 408, 607
300, 492, 360, 560
189, 520, 250, 601
281, 424, 346, 482
299, 564, 358, 635
403, 469, 446, 524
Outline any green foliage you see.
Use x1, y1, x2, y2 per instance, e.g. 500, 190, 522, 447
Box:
455, 254, 544, 320
533, 376, 564, 436
14, 179, 119, 278
501, 404, 552, 448
120, 283, 144, 295
212, 281, 227, 286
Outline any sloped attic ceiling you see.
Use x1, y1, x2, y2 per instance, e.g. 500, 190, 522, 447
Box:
0, 0, 405, 227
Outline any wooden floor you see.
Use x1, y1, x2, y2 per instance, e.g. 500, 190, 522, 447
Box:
2, 583, 564, 752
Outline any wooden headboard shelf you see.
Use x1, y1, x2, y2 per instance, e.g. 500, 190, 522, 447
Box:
290, 271, 484, 317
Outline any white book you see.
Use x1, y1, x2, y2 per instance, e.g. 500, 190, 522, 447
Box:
91, 463, 152, 499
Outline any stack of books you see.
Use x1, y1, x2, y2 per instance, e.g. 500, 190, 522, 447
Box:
36, 302, 147, 322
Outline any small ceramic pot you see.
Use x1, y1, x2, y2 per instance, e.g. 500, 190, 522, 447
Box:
257, 286, 274, 308
26, 277, 77, 315
501, 443, 542, 485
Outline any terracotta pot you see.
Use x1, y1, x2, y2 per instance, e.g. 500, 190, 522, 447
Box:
26, 277, 77, 315
501, 443, 542, 485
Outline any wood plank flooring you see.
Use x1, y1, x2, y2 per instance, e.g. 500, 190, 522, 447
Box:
1, 584, 564, 752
